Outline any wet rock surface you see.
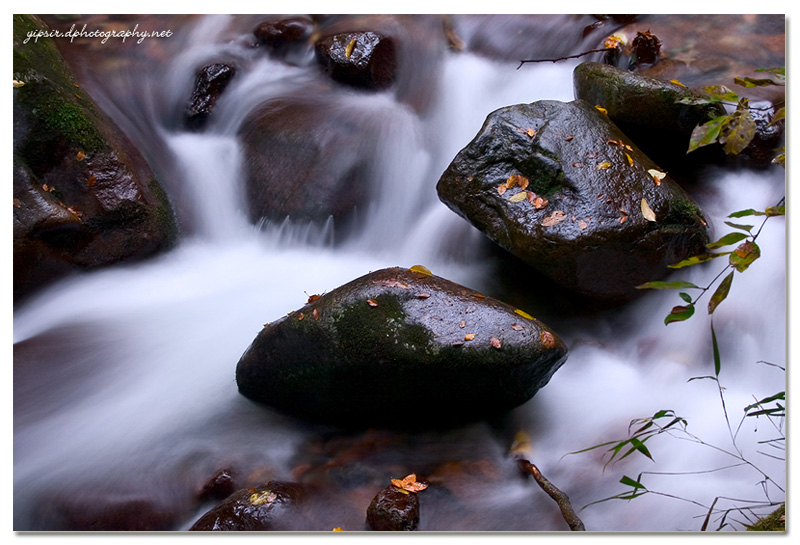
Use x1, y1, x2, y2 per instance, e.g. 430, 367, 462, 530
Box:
190, 481, 305, 531
366, 484, 420, 531
13, 15, 176, 304
185, 63, 236, 130
436, 99, 710, 305
315, 31, 397, 90
236, 266, 568, 427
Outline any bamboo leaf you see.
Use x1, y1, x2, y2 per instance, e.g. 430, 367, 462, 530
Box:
707, 232, 749, 249
629, 437, 654, 461
688, 115, 728, 153
636, 280, 699, 290
711, 321, 721, 377
708, 271, 734, 315
744, 392, 785, 413
620, 475, 646, 490
665, 304, 695, 324
724, 221, 754, 232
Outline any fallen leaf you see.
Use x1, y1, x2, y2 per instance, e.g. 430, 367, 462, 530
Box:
641, 198, 657, 221
619, 216, 627, 224
648, 169, 666, 186
306, 292, 322, 303
417, 293, 431, 299
76, 151, 85, 161
497, 184, 507, 195
13, 198, 22, 208
464, 333, 476, 341
472, 293, 485, 298
87, 175, 96, 187
541, 331, 556, 348
511, 323, 524, 331
249, 490, 277, 505
533, 197, 549, 210
13, 79, 25, 88
297, 312, 305, 321
670, 79, 686, 87
509, 191, 527, 203
578, 219, 588, 230
527, 128, 536, 137
332, 528, 344, 531
344, 38, 357, 59
509, 430, 533, 456
565, 135, 574, 141
518, 177, 529, 190
596, 162, 611, 170
459, 320, 466, 328
490, 337, 502, 349
42, 184, 53, 192
409, 264, 432, 276
572, 162, 583, 168
541, 210, 566, 226
312, 308, 320, 321
595, 105, 608, 115
515, 309, 535, 320
367, 299, 378, 307
391, 474, 428, 493
625, 153, 634, 166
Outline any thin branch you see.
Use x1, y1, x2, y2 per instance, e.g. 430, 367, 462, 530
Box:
517, 48, 615, 69
517, 458, 586, 531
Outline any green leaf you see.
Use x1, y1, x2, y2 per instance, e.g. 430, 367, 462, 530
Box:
766, 205, 785, 217
734, 76, 783, 88
729, 240, 761, 272
724, 221, 754, 232
665, 304, 695, 324
668, 253, 730, 269
718, 100, 756, 154
687, 115, 728, 153
708, 271, 734, 314
679, 292, 692, 303
636, 280, 700, 290
770, 107, 785, 125
744, 391, 785, 413
707, 232, 749, 249
703, 84, 740, 102
711, 321, 721, 377
728, 209, 766, 218
755, 67, 785, 79
629, 437, 653, 461
620, 475, 646, 490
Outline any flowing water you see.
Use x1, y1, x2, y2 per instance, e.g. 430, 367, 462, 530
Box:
13, 15, 785, 531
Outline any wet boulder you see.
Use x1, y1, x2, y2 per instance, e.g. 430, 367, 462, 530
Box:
366, 484, 421, 531
185, 63, 236, 130
190, 481, 304, 531
436, 99, 710, 305
238, 95, 381, 227
236, 266, 568, 427
254, 16, 314, 55
315, 30, 396, 90
573, 61, 727, 170
13, 15, 176, 304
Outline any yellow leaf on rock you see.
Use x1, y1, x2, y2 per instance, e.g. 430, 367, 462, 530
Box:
345, 38, 357, 59
515, 309, 535, 320
76, 151, 85, 161
409, 264, 432, 276
596, 162, 611, 170
391, 474, 428, 493
625, 153, 634, 166
641, 198, 657, 222
509, 191, 527, 203
595, 105, 608, 115
670, 79, 686, 87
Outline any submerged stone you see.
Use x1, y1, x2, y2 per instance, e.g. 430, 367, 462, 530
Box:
235, 267, 568, 427
436, 99, 710, 305
190, 481, 304, 531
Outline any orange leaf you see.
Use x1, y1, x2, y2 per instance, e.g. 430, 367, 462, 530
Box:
565, 135, 574, 141
312, 308, 319, 321
306, 293, 322, 303
459, 320, 466, 328
417, 293, 431, 299
464, 333, 476, 341
541, 210, 566, 226
391, 474, 428, 493
297, 312, 305, 321
541, 331, 556, 348
367, 299, 378, 307
76, 150, 85, 161
511, 323, 524, 331
497, 184, 507, 195
490, 337, 502, 349
578, 219, 588, 230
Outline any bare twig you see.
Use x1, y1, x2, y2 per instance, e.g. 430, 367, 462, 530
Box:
517, 458, 586, 531
517, 48, 615, 70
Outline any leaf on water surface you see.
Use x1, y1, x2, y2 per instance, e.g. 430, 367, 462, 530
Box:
640, 198, 656, 222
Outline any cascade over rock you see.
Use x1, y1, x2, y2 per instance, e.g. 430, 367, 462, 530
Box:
236, 266, 568, 427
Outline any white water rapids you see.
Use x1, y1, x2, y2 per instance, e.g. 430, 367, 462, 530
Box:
12, 15, 785, 533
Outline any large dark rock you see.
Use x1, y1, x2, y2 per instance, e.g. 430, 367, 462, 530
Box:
573, 61, 727, 171
254, 16, 314, 54
238, 96, 381, 227
190, 481, 305, 531
185, 63, 236, 131
436, 99, 710, 305
13, 15, 176, 304
236, 266, 568, 427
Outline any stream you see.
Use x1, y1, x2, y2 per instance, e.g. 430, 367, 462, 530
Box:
13, 15, 785, 532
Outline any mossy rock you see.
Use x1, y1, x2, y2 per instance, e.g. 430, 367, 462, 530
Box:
236, 266, 568, 427
436, 99, 710, 305
13, 15, 176, 303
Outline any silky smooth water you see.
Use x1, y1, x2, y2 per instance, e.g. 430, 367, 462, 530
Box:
13, 15, 785, 531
